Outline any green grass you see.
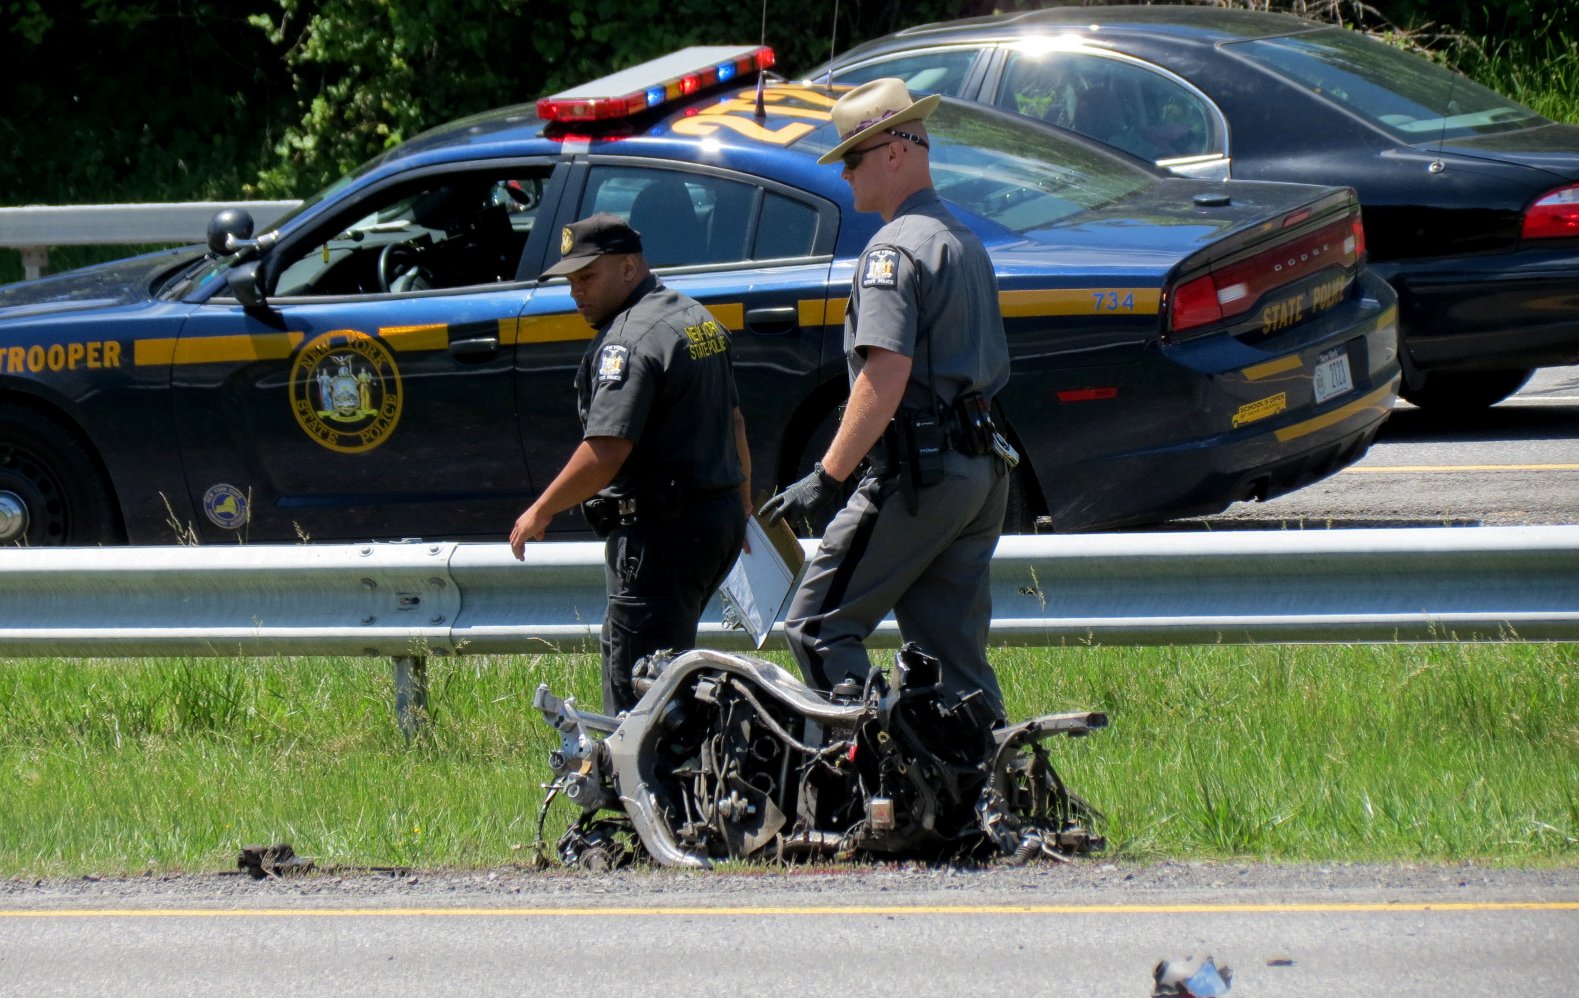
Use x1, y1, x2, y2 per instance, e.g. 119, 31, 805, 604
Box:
2, 643, 1576, 877
1454, 23, 1579, 124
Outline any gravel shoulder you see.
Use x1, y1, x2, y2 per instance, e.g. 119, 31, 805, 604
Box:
6, 860, 1578, 910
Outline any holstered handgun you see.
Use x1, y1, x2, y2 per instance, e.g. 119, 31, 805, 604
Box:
955, 392, 1019, 468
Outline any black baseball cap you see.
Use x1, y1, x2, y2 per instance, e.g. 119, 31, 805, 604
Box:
539, 212, 644, 278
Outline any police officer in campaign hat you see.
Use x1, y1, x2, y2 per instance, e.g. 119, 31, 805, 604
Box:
761, 78, 1015, 719
510, 212, 751, 714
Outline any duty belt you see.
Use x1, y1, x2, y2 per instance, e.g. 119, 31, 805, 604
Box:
582, 482, 736, 536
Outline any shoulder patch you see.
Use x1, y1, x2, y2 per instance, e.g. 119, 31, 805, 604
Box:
861, 248, 899, 289
595, 343, 629, 385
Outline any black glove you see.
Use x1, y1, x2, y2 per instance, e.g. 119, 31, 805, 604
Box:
760, 462, 843, 532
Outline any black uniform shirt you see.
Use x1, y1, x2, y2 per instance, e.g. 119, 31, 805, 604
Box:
846, 188, 1009, 410
575, 274, 743, 496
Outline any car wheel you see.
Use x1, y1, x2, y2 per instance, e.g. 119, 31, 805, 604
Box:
0, 408, 121, 546
1003, 463, 1032, 534
1400, 368, 1533, 414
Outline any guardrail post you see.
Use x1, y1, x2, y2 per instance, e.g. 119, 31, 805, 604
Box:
393, 655, 429, 739
21, 246, 48, 281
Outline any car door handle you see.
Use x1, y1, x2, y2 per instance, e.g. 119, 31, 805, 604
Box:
449, 335, 500, 360
744, 305, 799, 335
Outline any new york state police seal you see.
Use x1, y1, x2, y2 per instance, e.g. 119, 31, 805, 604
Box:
289, 330, 404, 453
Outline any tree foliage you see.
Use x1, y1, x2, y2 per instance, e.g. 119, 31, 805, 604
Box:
0, 0, 1567, 209
243, 0, 1001, 197
0, 1, 284, 204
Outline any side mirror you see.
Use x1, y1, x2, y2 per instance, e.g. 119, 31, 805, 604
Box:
207, 208, 254, 255
226, 261, 267, 311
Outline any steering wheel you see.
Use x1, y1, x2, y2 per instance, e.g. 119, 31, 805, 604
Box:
378, 242, 434, 293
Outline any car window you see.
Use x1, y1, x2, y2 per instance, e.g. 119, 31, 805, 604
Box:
271, 170, 547, 296
578, 166, 820, 267
1227, 27, 1543, 140
755, 191, 819, 260
921, 101, 1157, 236
995, 50, 1219, 163
823, 48, 978, 96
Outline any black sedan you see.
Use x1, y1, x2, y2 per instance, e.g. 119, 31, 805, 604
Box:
0, 46, 1397, 545
812, 6, 1579, 413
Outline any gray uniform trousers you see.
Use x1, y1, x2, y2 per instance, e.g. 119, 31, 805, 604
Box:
783, 448, 1008, 719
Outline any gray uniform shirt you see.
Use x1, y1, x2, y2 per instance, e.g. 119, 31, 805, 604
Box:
846, 188, 1009, 410
576, 275, 744, 496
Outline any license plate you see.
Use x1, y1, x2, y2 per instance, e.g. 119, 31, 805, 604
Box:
1313, 346, 1353, 404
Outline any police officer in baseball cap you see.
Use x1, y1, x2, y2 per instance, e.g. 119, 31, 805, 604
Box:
763, 78, 1014, 720
511, 211, 753, 714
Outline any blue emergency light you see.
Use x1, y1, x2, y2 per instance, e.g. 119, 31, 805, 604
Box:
536, 45, 775, 123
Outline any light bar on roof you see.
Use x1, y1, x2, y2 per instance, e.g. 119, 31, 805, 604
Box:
537, 45, 775, 123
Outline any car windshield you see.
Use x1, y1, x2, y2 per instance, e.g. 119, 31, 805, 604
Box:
908, 101, 1157, 234
1227, 27, 1544, 141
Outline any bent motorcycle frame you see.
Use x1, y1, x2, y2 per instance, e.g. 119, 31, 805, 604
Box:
534, 648, 1106, 868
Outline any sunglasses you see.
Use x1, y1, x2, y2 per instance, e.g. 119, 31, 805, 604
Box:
840, 128, 930, 170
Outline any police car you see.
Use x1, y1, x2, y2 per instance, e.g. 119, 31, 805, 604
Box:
0, 46, 1399, 546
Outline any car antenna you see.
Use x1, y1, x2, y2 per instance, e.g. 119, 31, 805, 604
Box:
824, 0, 840, 92
1430, 74, 1454, 175
754, 0, 768, 119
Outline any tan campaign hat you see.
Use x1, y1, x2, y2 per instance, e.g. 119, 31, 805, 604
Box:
539, 212, 644, 279
817, 77, 942, 165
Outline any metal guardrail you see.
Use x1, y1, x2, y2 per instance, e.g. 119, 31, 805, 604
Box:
0, 202, 302, 281
6, 526, 1575, 734
4, 526, 1578, 660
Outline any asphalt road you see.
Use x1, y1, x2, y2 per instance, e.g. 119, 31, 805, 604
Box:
3, 863, 1577, 996
7, 371, 1578, 996
1186, 365, 1579, 529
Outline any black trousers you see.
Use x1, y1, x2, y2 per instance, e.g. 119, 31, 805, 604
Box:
600, 489, 745, 714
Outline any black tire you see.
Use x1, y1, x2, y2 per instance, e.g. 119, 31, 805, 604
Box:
1003, 463, 1033, 534
0, 407, 121, 546
1400, 368, 1533, 414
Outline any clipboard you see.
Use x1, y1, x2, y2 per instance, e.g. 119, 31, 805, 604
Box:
720, 513, 806, 648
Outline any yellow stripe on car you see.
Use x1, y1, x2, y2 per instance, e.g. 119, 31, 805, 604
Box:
1000, 288, 1161, 317
377, 324, 449, 352
1242, 354, 1303, 381
130, 284, 1164, 367
1274, 384, 1394, 443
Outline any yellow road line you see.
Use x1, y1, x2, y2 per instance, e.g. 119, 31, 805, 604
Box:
4, 901, 1577, 919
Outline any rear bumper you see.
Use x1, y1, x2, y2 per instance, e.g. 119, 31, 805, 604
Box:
1038, 273, 1401, 532
1045, 378, 1396, 531
1375, 246, 1579, 374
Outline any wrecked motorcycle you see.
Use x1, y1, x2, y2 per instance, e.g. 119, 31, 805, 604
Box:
532, 643, 1106, 869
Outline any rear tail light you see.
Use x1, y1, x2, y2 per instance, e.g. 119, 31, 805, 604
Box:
1522, 184, 1579, 240
1167, 209, 1362, 339
1170, 275, 1223, 330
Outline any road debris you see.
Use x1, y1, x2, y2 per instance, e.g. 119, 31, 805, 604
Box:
1153, 954, 1232, 996
236, 843, 314, 880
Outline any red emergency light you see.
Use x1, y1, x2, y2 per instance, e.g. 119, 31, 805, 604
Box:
537, 45, 775, 124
